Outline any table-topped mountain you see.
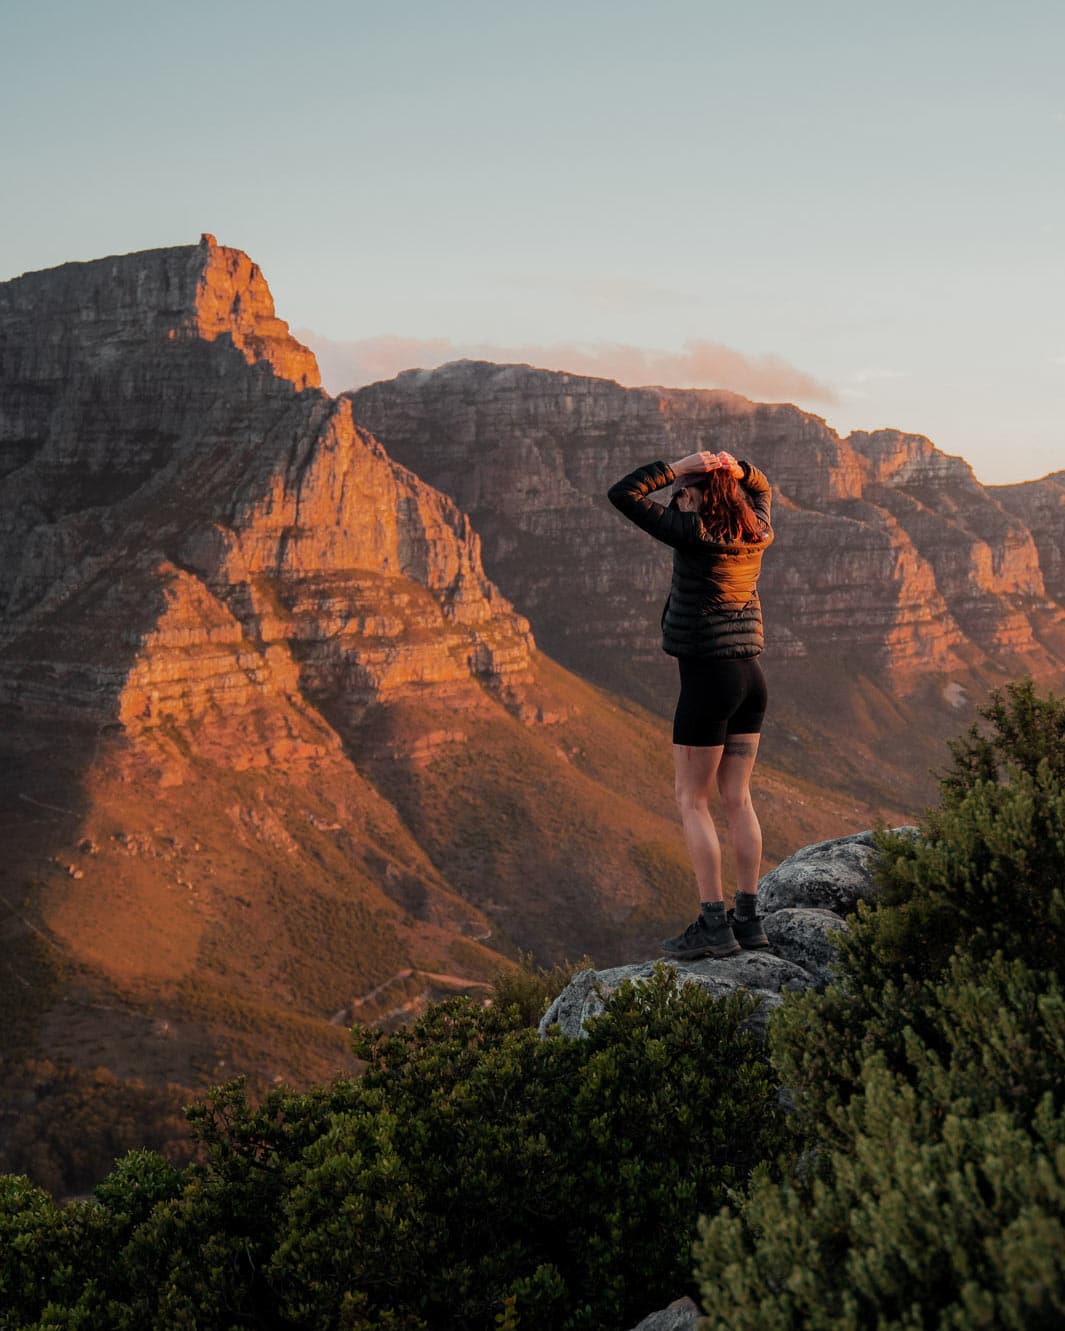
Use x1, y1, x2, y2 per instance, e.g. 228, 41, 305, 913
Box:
0, 238, 532, 727
349, 361, 1065, 798
0, 238, 872, 1191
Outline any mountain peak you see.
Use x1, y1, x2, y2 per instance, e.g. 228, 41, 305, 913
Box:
190, 238, 320, 390
0, 237, 320, 392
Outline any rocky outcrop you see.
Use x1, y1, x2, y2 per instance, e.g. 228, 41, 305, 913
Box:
539, 829, 913, 1042
627, 1296, 701, 1331
0, 241, 916, 1193
0, 242, 534, 734
348, 363, 1065, 697
756, 828, 910, 915
994, 471, 1065, 606
760, 908, 848, 987
540, 950, 816, 1043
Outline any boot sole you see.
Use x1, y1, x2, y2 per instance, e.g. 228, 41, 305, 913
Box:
660, 941, 742, 960
736, 937, 769, 949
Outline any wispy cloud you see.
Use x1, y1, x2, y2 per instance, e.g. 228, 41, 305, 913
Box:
296, 329, 839, 404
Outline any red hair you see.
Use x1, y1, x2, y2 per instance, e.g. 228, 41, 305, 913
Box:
694, 471, 766, 543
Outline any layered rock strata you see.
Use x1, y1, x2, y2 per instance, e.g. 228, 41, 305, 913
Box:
0, 239, 551, 1126
348, 363, 1065, 692
994, 471, 1065, 606
0, 242, 534, 735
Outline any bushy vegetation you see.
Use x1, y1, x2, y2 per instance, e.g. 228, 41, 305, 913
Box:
0, 967, 783, 1330
0, 1062, 191, 1199
694, 679, 1065, 1328
488, 948, 595, 1027
6, 678, 1064, 1329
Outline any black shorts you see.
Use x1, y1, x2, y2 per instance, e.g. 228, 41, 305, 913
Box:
672, 656, 768, 747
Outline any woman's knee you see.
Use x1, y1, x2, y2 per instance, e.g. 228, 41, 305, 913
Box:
717, 777, 753, 818
674, 781, 711, 817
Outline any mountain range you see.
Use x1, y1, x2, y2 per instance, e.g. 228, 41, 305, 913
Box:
2, 236, 1061, 1190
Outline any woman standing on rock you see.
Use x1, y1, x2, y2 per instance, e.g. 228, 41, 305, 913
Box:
608, 450, 774, 960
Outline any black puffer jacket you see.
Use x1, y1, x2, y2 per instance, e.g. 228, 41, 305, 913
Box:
607, 459, 774, 659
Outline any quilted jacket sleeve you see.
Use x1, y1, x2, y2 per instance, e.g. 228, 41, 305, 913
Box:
606, 460, 700, 550
740, 462, 773, 539
608, 459, 773, 550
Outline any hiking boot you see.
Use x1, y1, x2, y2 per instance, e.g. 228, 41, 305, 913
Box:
661, 912, 741, 960
728, 907, 769, 950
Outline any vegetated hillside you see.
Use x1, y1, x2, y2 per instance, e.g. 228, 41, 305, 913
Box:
0, 238, 878, 1191
348, 362, 1065, 807
3, 684, 1061, 1328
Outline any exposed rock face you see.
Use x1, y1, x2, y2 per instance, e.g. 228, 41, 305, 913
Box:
539, 829, 913, 1041
994, 471, 1065, 607
0, 241, 564, 1174
759, 829, 886, 915
627, 1296, 701, 1331
0, 242, 533, 733
761, 908, 848, 987
0, 238, 961, 1192
347, 365, 1065, 771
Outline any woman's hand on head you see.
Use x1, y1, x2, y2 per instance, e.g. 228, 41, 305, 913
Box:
670, 450, 722, 476
716, 451, 744, 479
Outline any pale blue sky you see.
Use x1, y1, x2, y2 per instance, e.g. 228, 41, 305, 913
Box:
3, 0, 1064, 482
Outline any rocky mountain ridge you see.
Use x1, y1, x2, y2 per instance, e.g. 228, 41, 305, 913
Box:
0, 238, 533, 733
348, 360, 1065, 797
0, 239, 880, 1189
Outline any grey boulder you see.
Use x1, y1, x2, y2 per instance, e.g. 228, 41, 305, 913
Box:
757, 827, 916, 916
763, 906, 849, 986
540, 827, 920, 1044
626, 1295, 701, 1330
538, 950, 816, 1043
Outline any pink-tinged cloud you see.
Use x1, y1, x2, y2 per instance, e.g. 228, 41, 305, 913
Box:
295, 329, 840, 405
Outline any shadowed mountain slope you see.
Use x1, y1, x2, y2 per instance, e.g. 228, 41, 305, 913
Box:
0, 240, 876, 1191
348, 361, 1065, 802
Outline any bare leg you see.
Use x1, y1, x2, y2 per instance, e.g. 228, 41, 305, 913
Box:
673, 743, 725, 902
716, 733, 762, 894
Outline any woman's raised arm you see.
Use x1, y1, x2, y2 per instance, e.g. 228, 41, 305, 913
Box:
607, 460, 697, 549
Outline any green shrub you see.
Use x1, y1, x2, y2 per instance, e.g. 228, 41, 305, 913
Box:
0, 1174, 71, 1327
869, 677, 1065, 979
488, 948, 595, 1027
694, 953, 1065, 1329
1, 966, 783, 1330
770, 678, 1065, 1143
271, 966, 783, 1330
693, 680, 1065, 1328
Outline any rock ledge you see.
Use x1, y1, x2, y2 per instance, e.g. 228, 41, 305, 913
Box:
539, 827, 916, 1043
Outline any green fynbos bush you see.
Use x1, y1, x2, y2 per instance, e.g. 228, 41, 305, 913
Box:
2, 965, 784, 1331
694, 680, 1065, 1329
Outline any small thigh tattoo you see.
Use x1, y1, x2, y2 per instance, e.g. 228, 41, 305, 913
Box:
724, 739, 758, 757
